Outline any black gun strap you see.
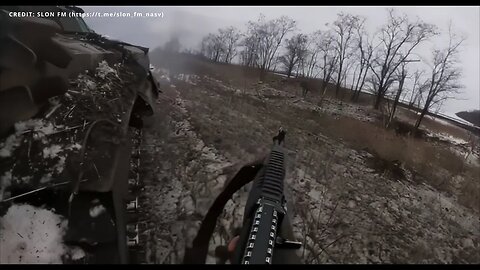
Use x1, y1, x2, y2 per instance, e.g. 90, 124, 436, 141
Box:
183, 159, 265, 264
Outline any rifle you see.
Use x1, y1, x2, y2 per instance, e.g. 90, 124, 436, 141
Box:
183, 128, 302, 264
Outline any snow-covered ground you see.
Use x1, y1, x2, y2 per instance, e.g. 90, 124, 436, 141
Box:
137, 83, 239, 264
174, 74, 200, 86
0, 60, 131, 263
0, 204, 85, 263
272, 72, 289, 78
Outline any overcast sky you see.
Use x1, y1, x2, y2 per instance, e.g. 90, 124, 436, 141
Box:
82, 6, 479, 116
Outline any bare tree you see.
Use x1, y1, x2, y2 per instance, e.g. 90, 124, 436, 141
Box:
385, 62, 409, 128
413, 24, 465, 132
406, 69, 426, 109
303, 31, 323, 78
317, 30, 339, 104
279, 33, 308, 78
247, 14, 296, 79
297, 55, 307, 78
331, 13, 361, 98
240, 33, 260, 67
219, 26, 241, 64
351, 18, 374, 102
369, 8, 437, 110
200, 35, 213, 59
338, 54, 356, 100
200, 32, 226, 62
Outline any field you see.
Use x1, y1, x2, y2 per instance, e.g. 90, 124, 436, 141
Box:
134, 50, 479, 264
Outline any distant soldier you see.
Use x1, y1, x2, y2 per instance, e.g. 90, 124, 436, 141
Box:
300, 80, 310, 98
464, 132, 479, 162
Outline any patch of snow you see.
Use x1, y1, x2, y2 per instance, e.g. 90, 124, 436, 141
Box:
0, 135, 20, 158
19, 176, 32, 185
95, 60, 117, 79
348, 200, 357, 208
1, 119, 61, 157
272, 72, 289, 78
175, 74, 199, 85
205, 162, 231, 174
417, 186, 479, 234
85, 80, 96, 91
308, 189, 322, 201
39, 173, 53, 184
89, 205, 106, 218
156, 67, 171, 75
462, 238, 475, 249
42, 145, 63, 159
193, 140, 205, 151
14, 120, 39, 133
69, 246, 86, 260
72, 143, 82, 150
16, 119, 59, 138
77, 75, 97, 91
0, 204, 79, 264
435, 132, 468, 145
153, 67, 171, 83
53, 156, 67, 174
34, 124, 57, 139
91, 199, 100, 204
160, 75, 171, 82
432, 117, 459, 128
65, 143, 82, 151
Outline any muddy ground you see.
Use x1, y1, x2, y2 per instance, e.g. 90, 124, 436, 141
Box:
133, 64, 479, 264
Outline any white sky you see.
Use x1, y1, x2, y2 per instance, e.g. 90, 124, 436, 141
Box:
83, 6, 479, 116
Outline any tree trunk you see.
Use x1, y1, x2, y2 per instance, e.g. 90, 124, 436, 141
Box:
351, 89, 358, 101
352, 85, 362, 102
386, 91, 401, 128
259, 69, 266, 81
354, 67, 369, 102
319, 80, 329, 106
414, 100, 431, 133
302, 88, 308, 98
335, 81, 341, 98
335, 63, 343, 98
386, 75, 406, 128
408, 88, 417, 109
320, 80, 327, 94
374, 87, 384, 110
225, 52, 230, 63
287, 62, 294, 78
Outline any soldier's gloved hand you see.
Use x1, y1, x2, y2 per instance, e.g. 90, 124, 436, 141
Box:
214, 235, 239, 264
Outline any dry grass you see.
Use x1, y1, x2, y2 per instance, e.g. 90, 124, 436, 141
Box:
314, 114, 479, 212
458, 175, 480, 212
396, 106, 472, 142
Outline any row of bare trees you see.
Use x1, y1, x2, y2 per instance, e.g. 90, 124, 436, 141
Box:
200, 26, 242, 64
198, 9, 465, 132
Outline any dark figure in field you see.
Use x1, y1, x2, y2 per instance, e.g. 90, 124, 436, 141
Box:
300, 80, 309, 98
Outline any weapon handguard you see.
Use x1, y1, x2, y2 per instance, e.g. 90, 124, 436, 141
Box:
232, 129, 300, 264
183, 128, 301, 264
